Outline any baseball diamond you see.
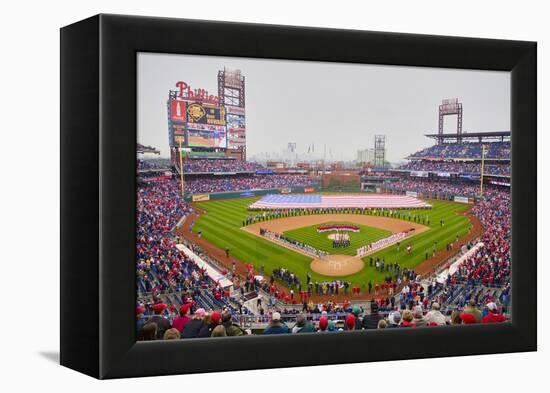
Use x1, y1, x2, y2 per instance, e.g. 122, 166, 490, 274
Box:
191, 197, 466, 284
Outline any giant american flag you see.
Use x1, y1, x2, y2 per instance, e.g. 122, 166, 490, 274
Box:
249, 194, 431, 209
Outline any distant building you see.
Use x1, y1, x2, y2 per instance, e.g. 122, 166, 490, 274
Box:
266, 161, 287, 169
356, 148, 375, 164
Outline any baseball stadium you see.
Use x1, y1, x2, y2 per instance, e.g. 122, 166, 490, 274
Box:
136, 66, 510, 340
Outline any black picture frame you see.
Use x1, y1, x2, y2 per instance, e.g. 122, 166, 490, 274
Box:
60, 14, 536, 379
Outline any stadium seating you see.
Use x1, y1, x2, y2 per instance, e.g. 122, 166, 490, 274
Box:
182, 158, 265, 173
183, 174, 318, 194
408, 142, 510, 160
399, 161, 510, 176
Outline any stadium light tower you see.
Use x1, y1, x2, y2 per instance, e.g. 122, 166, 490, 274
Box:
374, 135, 386, 168
438, 98, 463, 144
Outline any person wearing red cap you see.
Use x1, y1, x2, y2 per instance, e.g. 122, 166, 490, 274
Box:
345, 313, 356, 331
318, 316, 329, 332
147, 302, 171, 339
172, 303, 192, 333
198, 311, 222, 338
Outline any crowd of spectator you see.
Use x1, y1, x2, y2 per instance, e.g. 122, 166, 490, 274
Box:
408, 142, 510, 160
136, 181, 214, 296
399, 161, 510, 176
138, 294, 508, 340
182, 159, 265, 173
451, 190, 511, 286
385, 179, 486, 197
183, 174, 317, 194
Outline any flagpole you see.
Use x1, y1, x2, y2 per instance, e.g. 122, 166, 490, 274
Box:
480, 144, 485, 198
179, 138, 185, 197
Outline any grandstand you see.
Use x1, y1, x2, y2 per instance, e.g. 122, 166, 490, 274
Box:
397, 131, 510, 179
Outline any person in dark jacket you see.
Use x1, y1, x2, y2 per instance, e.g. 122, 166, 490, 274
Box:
147, 303, 171, 339
181, 308, 207, 339
263, 312, 290, 334
292, 313, 316, 333
222, 311, 247, 336
362, 302, 383, 329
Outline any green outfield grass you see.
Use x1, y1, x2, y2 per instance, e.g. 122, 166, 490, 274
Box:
192, 197, 472, 287
283, 222, 391, 256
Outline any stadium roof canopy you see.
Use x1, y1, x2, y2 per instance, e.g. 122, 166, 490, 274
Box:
424, 131, 510, 143
137, 143, 161, 154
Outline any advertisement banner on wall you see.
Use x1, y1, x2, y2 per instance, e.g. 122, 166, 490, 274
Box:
437, 172, 451, 177
192, 194, 210, 202
406, 191, 418, 197
304, 188, 315, 193
454, 196, 470, 204
170, 99, 187, 122
280, 188, 292, 194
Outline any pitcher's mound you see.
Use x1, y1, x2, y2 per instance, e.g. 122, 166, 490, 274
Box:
310, 255, 364, 276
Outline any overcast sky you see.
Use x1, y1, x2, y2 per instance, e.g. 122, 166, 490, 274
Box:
137, 53, 510, 163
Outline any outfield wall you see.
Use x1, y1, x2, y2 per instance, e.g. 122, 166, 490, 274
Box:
184, 185, 321, 202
